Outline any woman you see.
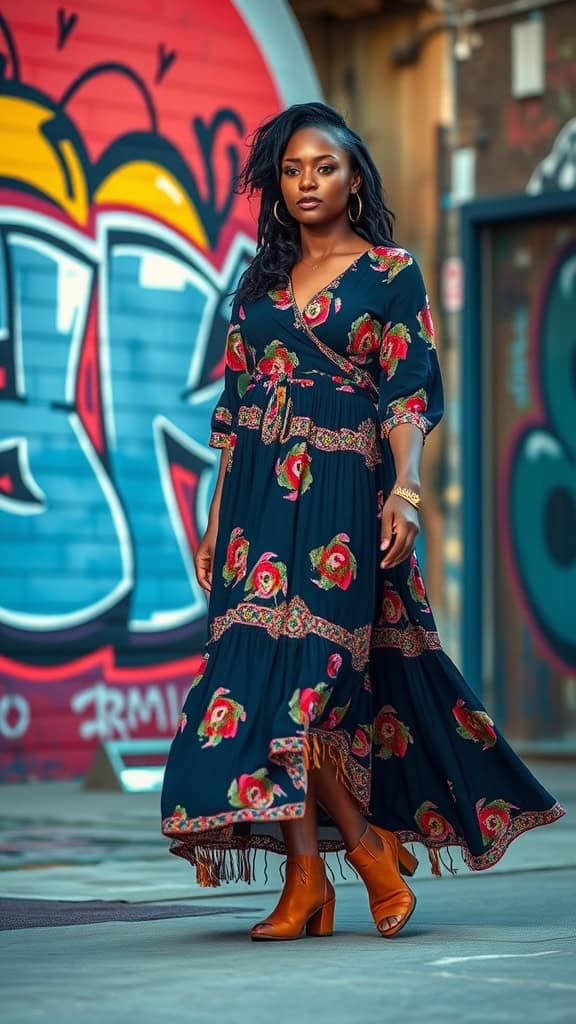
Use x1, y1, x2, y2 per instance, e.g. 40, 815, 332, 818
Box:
161, 102, 564, 941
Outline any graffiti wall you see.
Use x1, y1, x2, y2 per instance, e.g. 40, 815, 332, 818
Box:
486, 216, 576, 745
0, 1, 320, 780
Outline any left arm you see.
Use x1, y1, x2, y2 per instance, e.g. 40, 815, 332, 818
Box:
376, 254, 444, 568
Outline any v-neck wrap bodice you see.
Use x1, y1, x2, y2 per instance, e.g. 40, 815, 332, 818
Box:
209, 247, 444, 462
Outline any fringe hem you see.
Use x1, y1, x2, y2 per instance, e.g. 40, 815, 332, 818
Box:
166, 801, 565, 888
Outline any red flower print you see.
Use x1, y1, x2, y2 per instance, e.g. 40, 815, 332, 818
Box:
452, 699, 497, 750
225, 323, 247, 373
257, 340, 299, 381
476, 798, 518, 846
414, 801, 455, 842
289, 682, 332, 727
352, 727, 371, 758
239, 304, 246, 320
374, 704, 413, 759
176, 712, 187, 734
189, 653, 209, 691
228, 768, 286, 810
197, 687, 247, 749
222, 528, 249, 588
406, 394, 427, 414
275, 443, 313, 501
380, 322, 411, 380
347, 313, 382, 364
382, 581, 406, 624
268, 287, 292, 310
326, 653, 343, 678
407, 551, 430, 611
368, 247, 413, 282
309, 533, 357, 591
334, 297, 342, 313
244, 552, 288, 603
321, 699, 351, 730
417, 301, 435, 348
303, 290, 332, 327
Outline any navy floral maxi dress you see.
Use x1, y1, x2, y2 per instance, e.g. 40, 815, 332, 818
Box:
161, 247, 564, 886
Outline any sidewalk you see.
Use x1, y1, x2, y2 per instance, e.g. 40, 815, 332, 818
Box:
0, 759, 573, 903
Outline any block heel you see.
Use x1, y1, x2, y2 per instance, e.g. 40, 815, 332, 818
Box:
306, 897, 335, 937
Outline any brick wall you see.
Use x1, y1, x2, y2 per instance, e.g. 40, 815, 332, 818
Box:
456, 1, 576, 196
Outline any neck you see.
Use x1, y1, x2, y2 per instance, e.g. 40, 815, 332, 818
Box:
299, 221, 363, 262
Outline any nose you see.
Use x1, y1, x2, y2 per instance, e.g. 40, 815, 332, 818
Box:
299, 168, 318, 191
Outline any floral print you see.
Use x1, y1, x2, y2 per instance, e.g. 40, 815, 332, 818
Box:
197, 688, 247, 748
275, 442, 313, 501
326, 653, 342, 678
321, 699, 351, 730
407, 551, 430, 611
189, 653, 209, 691
309, 533, 357, 591
222, 527, 249, 587
369, 246, 413, 282
476, 798, 519, 846
289, 682, 332, 727
244, 552, 288, 603
381, 581, 407, 624
417, 301, 435, 348
453, 698, 497, 750
414, 801, 456, 843
380, 322, 411, 380
303, 289, 333, 327
347, 313, 382, 363
352, 726, 372, 758
228, 768, 286, 810
162, 252, 563, 888
374, 705, 413, 759
256, 340, 299, 381
268, 287, 292, 310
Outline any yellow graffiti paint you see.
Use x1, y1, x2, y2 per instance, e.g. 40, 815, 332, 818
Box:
0, 97, 89, 225
95, 163, 208, 248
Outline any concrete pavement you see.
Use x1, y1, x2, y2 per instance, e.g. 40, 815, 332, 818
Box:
0, 759, 574, 1023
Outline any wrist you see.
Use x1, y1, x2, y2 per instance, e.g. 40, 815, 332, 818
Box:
394, 476, 421, 493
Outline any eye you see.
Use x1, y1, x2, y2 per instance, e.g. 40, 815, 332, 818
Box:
282, 166, 299, 176
318, 165, 335, 174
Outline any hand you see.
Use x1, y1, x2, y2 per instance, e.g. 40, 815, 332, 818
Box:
195, 526, 217, 593
380, 492, 420, 569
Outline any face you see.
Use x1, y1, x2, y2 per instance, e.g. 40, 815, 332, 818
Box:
280, 126, 361, 225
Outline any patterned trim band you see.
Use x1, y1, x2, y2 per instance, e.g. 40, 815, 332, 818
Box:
381, 411, 432, 441
370, 622, 442, 656
237, 404, 381, 470
209, 594, 372, 672
209, 430, 233, 449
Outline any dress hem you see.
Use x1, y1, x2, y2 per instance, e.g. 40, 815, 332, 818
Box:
163, 802, 565, 887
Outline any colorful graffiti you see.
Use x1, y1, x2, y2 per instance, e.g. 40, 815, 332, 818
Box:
503, 240, 576, 675
0, 2, 320, 779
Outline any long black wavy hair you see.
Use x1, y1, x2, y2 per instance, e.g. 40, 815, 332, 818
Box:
235, 102, 395, 304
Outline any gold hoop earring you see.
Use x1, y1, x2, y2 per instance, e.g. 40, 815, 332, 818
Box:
273, 200, 290, 226
348, 191, 362, 223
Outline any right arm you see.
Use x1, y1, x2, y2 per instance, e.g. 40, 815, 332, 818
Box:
195, 298, 248, 592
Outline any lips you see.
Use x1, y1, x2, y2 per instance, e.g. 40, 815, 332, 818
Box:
297, 198, 322, 208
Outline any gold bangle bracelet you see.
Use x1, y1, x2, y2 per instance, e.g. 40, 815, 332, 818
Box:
391, 485, 421, 510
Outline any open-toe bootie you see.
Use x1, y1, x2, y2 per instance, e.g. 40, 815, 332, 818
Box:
346, 826, 416, 938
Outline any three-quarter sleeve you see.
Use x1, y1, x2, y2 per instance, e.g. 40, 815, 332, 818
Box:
376, 253, 444, 443
209, 296, 250, 450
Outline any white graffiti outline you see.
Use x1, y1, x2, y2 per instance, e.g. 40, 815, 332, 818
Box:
0, 206, 254, 636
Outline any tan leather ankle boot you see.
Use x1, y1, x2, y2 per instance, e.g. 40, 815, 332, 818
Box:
250, 855, 335, 941
346, 826, 416, 937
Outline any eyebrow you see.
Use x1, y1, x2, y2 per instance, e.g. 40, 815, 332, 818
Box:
282, 154, 339, 163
